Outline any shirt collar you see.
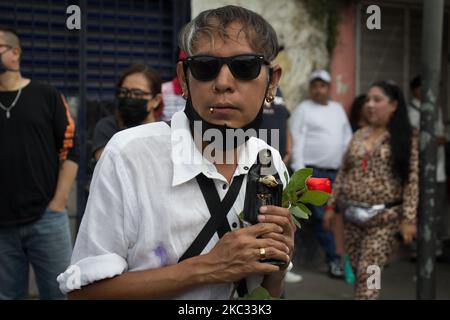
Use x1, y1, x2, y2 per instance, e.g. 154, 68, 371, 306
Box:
170, 111, 271, 187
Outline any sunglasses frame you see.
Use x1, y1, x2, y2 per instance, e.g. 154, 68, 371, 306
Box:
183, 54, 270, 81
115, 87, 153, 99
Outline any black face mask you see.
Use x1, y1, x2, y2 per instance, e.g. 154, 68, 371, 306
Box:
117, 98, 149, 128
183, 96, 265, 151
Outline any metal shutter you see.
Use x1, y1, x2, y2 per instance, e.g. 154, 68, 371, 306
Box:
359, 5, 406, 93
0, 0, 191, 225
0, 0, 189, 98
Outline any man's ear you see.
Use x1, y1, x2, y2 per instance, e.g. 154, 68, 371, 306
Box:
176, 61, 188, 94
268, 64, 282, 96
151, 94, 162, 110
12, 47, 21, 63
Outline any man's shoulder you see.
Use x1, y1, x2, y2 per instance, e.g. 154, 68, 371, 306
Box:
328, 100, 348, 117
27, 80, 59, 96
298, 99, 314, 108
94, 115, 118, 135
328, 100, 344, 109
109, 121, 171, 152
292, 99, 312, 114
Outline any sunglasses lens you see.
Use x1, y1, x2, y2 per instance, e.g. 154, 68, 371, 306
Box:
189, 57, 220, 81
229, 56, 261, 80
187, 55, 265, 81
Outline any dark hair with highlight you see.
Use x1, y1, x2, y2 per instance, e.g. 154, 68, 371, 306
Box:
179, 5, 279, 61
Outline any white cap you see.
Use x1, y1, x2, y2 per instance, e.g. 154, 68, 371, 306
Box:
309, 69, 331, 84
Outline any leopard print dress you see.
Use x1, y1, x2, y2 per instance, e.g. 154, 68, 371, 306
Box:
328, 127, 419, 299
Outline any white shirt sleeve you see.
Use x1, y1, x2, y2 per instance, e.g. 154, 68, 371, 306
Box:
290, 103, 306, 171
342, 108, 353, 149
57, 139, 139, 293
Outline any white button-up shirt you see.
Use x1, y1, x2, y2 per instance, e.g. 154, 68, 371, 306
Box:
290, 99, 353, 171
57, 111, 289, 300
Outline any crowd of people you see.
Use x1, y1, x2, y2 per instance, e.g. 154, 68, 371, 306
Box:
0, 4, 448, 301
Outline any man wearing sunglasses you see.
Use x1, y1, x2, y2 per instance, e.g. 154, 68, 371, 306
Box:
60, 6, 294, 300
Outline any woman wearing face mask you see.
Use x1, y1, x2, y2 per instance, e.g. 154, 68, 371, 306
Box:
92, 64, 162, 161
323, 81, 418, 299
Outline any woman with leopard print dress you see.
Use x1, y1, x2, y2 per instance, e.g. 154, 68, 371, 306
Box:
323, 81, 418, 299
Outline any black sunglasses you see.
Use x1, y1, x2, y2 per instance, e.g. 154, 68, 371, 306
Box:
183, 54, 270, 81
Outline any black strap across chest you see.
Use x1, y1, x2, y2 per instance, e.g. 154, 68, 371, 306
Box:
166, 120, 248, 296
178, 173, 244, 261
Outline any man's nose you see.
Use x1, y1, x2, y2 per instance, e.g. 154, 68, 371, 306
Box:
213, 64, 235, 93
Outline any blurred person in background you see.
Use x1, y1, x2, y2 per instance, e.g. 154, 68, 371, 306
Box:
290, 69, 352, 280
92, 64, 162, 161
324, 80, 418, 299
349, 94, 369, 133
161, 50, 188, 122
0, 27, 78, 299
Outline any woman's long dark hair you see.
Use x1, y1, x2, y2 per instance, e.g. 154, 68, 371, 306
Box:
349, 94, 367, 132
370, 81, 413, 185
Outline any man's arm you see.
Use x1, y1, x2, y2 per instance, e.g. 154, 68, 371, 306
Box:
289, 105, 306, 171
283, 127, 292, 165
48, 160, 78, 212
68, 255, 207, 300
68, 223, 287, 299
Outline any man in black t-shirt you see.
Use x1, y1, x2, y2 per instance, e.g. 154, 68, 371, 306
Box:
0, 27, 79, 299
260, 88, 292, 167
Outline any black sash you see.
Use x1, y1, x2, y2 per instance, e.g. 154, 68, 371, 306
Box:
166, 120, 249, 296
178, 174, 244, 261
178, 173, 248, 297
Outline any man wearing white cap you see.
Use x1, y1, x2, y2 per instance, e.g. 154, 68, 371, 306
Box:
289, 69, 352, 279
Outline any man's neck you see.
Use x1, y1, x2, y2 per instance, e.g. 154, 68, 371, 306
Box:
201, 141, 239, 183
0, 72, 25, 91
312, 99, 329, 106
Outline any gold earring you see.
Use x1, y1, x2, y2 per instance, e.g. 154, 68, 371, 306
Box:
181, 92, 188, 100
265, 95, 274, 103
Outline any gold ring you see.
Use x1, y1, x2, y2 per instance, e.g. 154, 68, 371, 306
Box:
259, 247, 266, 260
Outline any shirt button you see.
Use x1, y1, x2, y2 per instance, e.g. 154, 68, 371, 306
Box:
243, 166, 249, 170
232, 222, 238, 228
223, 184, 228, 190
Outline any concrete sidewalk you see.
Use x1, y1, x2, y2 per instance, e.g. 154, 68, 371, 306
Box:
284, 258, 450, 300
284, 219, 450, 300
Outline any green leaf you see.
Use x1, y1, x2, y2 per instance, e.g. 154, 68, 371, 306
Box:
288, 189, 298, 204
284, 170, 289, 184
292, 217, 302, 229
281, 189, 289, 203
299, 190, 331, 206
286, 168, 312, 195
297, 203, 312, 216
239, 286, 276, 300
289, 206, 309, 220
238, 211, 244, 221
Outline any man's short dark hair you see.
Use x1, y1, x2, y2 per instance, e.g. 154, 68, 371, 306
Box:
410, 75, 421, 91
179, 5, 279, 62
0, 26, 21, 48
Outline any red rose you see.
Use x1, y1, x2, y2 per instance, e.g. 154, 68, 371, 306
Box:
306, 177, 332, 194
